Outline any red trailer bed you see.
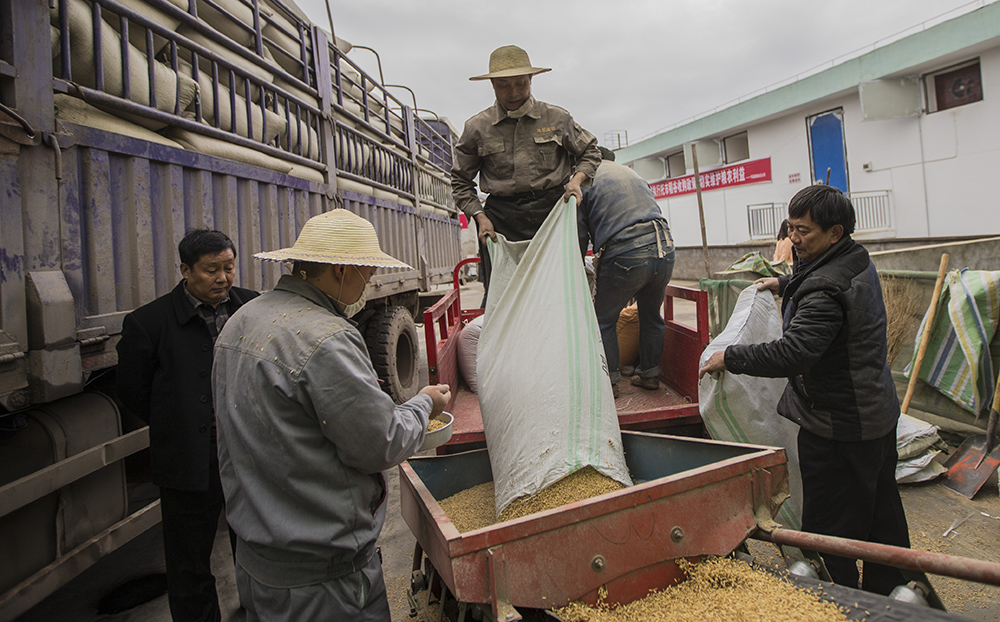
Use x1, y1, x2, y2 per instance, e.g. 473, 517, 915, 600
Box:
422, 260, 710, 452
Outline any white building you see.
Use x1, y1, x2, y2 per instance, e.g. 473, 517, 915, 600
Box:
618, 2, 1000, 247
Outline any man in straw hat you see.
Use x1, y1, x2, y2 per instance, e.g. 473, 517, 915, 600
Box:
212, 209, 450, 621
453, 44, 601, 296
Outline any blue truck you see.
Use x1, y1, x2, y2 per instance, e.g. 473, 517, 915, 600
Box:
0, 0, 461, 616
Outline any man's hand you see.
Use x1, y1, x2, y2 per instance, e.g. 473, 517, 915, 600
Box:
698, 350, 727, 379
563, 171, 588, 204
474, 213, 497, 244
420, 384, 452, 417
755, 277, 780, 292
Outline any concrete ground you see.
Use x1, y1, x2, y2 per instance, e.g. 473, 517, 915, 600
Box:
15, 279, 1000, 621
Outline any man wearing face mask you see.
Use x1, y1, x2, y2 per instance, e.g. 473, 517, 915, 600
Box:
212, 209, 450, 621
452, 44, 601, 296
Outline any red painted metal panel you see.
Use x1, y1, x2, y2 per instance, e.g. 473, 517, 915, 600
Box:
400, 433, 789, 609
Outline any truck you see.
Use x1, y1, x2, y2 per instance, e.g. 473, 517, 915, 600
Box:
0, 0, 461, 617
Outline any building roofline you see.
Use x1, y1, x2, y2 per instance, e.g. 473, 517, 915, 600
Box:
618, 1, 1000, 163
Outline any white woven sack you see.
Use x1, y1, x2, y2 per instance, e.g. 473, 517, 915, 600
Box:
477, 197, 632, 516
457, 315, 484, 393
58, 0, 198, 130
698, 285, 803, 529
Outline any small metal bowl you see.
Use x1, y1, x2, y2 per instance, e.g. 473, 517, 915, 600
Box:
419, 412, 453, 452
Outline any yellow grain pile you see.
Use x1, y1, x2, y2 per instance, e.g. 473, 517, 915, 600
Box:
437, 467, 625, 533
427, 418, 447, 432
556, 557, 852, 622
439, 481, 496, 533
499, 467, 625, 522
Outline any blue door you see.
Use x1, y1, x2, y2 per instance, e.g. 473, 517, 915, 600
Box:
807, 110, 849, 192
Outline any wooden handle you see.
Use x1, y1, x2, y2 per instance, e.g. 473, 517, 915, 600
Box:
900, 253, 949, 415
993, 370, 1000, 412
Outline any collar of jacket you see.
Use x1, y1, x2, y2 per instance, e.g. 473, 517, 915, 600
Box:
273, 274, 348, 320
491, 96, 540, 124
785, 236, 865, 300
169, 280, 248, 326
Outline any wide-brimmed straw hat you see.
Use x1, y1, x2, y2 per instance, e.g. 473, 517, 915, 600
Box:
469, 45, 551, 81
254, 209, 412, 269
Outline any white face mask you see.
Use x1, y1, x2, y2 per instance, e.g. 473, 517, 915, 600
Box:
335, 266, 370, 318
341, 281, 370, 318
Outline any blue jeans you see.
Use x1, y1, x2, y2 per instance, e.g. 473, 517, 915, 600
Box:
594, 243, 675, 384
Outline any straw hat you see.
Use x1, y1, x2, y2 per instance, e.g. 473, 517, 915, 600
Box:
469, 45, 551, 81
254, 209, 412, 269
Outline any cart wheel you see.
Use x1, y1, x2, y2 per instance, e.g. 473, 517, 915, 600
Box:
365, 306, 420, 404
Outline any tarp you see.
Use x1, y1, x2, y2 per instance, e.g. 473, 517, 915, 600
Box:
720, 251, 790, 278
905, 269, 1000, 417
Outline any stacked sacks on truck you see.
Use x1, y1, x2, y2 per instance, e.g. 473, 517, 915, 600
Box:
48, 0, 327, 179
50, 0, 199, 129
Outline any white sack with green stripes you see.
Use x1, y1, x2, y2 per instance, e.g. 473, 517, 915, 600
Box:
478, 197, 632, 517
698, 285, 803, 529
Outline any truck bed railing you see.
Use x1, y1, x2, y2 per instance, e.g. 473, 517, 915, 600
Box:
662, 284, 710, 402
40, 0, 457, 199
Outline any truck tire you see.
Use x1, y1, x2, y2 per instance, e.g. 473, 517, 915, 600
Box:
365, 306, 420, 404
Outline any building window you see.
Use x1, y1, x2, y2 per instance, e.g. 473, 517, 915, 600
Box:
665, 151, 685, 178
926, 60, 982, 113
723, 132, 749, 164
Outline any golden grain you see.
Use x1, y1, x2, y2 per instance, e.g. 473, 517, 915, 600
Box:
555, 557, 853, 622
437, 467, 625, 532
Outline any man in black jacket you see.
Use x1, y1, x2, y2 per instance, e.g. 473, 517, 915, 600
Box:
117, 229, 258, 622
699, 185, 909, 595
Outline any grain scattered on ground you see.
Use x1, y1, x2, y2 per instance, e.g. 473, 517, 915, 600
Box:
555, 556, 853, 622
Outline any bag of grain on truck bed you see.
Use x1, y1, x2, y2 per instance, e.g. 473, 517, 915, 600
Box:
478, 197, 632, 517
698, 284, 802, 529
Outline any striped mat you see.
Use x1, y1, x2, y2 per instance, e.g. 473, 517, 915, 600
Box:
905, 269, 1000, 416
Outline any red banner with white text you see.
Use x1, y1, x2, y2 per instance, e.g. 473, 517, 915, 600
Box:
650, 158, 771, 199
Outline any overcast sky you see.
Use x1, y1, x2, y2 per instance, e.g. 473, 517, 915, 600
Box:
296, 0, 982, 147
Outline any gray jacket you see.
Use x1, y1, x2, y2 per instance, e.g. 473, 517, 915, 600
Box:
213, 275, 431, 586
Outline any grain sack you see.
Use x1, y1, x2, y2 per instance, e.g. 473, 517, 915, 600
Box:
172, 28, 276, 101
895, 413, 945, 483
54, 94, 185, 149
56, 0, 198, 130
478, 197, 632, 517
287, 163, 326, 184
191, 0, 268, 47
616, 304, 639, 369
456, 315, 484, 393
164, 129, 293, 174
698, 284, 802, 529
183, 65, 286, 144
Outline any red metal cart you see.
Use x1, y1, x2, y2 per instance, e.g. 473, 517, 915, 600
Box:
422, 259, 711, 452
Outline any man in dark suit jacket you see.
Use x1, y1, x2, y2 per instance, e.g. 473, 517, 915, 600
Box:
117, 229, 258, 622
